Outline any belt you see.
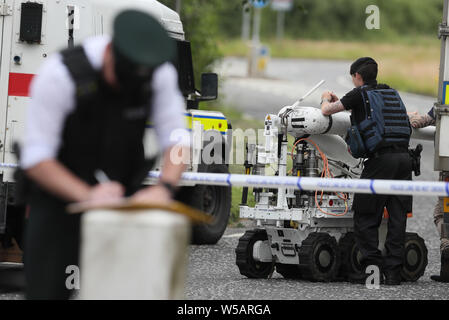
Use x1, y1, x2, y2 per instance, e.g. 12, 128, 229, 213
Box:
370, 146, 408, 158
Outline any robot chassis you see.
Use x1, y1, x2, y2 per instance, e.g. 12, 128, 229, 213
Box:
235, 104, 428, 283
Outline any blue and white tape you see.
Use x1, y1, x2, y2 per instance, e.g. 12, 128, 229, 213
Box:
149, 171, 449, 197
1, 162, 446, 197
0, 163, 19, 169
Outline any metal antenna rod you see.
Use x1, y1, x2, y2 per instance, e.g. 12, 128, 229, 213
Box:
292, 80, 326, 108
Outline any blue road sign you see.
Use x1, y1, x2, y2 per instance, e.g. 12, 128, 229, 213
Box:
252, 0, 270, 9
260, 45, 270, 57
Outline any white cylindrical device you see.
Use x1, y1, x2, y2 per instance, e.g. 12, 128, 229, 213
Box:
286, 106, 435, 142
286, 107, 351, 137
412, 126, 435, 141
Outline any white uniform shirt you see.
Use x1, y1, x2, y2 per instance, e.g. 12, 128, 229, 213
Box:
21, 36, 190, 169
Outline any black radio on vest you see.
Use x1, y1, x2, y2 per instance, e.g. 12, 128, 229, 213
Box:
346, 85, 411, 159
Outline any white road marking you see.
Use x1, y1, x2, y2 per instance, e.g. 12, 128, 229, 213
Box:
225, 77, 321, 103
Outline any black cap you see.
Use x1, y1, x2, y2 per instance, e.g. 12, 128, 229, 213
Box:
350, 57, 378, 75
350, 57, 378, 82
112, 10, 176, 68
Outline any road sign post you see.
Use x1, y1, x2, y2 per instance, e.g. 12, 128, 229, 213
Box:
175, 0, 182, 14
271, 0, 293, 41
248, 0, 270, 77
242, 2, 252, 41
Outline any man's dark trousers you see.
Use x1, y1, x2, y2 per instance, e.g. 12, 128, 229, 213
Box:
353, 152, 412, 272
23, 193, 81, 300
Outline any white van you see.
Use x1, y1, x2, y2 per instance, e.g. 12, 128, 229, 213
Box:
0, 0, 231, 260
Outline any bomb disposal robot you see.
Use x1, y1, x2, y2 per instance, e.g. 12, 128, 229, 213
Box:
236, 84, 431, 282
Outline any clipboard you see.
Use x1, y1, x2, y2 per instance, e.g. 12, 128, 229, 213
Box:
66, 199, 212, 224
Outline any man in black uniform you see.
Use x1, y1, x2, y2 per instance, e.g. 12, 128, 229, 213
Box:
21, 10, 190, 299
321, 57, 412, 285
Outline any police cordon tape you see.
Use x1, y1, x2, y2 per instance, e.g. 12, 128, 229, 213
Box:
0, 163, 20, 169
0, 163, 446, 197
149, 171, 449, 197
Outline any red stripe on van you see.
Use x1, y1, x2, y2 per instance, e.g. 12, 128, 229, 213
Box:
8, 73, 35, 97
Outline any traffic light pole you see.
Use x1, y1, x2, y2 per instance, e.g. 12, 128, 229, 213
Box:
176, 0, 182, 14
276, 10, 285, 40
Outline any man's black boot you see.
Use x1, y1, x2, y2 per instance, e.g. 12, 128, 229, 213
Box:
430, 247, 449, 283
347, 271, 369, 284
383, 267, 402, 286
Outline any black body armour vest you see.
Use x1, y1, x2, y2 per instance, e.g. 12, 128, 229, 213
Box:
57, 46, 154, 196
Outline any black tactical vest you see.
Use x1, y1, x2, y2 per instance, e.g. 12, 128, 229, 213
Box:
56, 46, 154, 196
358, 84, 411, 151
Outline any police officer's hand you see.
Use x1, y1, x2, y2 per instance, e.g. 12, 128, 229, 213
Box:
321, 91, 332, 101
408, 111, 420, 128
129, 185, 172, 206
321, 91, 338, 103
329, 92, 339, 103
87, 182, 125, 202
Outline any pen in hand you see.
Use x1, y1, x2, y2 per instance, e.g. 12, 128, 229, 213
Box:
94, 169, 111, 184
90, 170, 126, 204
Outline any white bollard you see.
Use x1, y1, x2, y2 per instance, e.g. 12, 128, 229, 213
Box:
79, 209, 190, 300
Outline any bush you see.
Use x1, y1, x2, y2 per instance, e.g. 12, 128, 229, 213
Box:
187, 0, 443, 42
272, 0, 443, 41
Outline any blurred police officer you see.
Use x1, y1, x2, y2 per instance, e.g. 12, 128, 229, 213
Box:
409, 108, 449, 282
21, 10, 190, 299
320, 57, 413, 285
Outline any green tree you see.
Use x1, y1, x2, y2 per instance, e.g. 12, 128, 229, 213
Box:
190, 0, 442, 41
159, 0, 242, 86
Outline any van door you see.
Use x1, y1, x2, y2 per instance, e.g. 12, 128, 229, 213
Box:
2, 0, 44, 184
0, 0, 13, 234
3, 1, 92, 183
0, 0, 13, 165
